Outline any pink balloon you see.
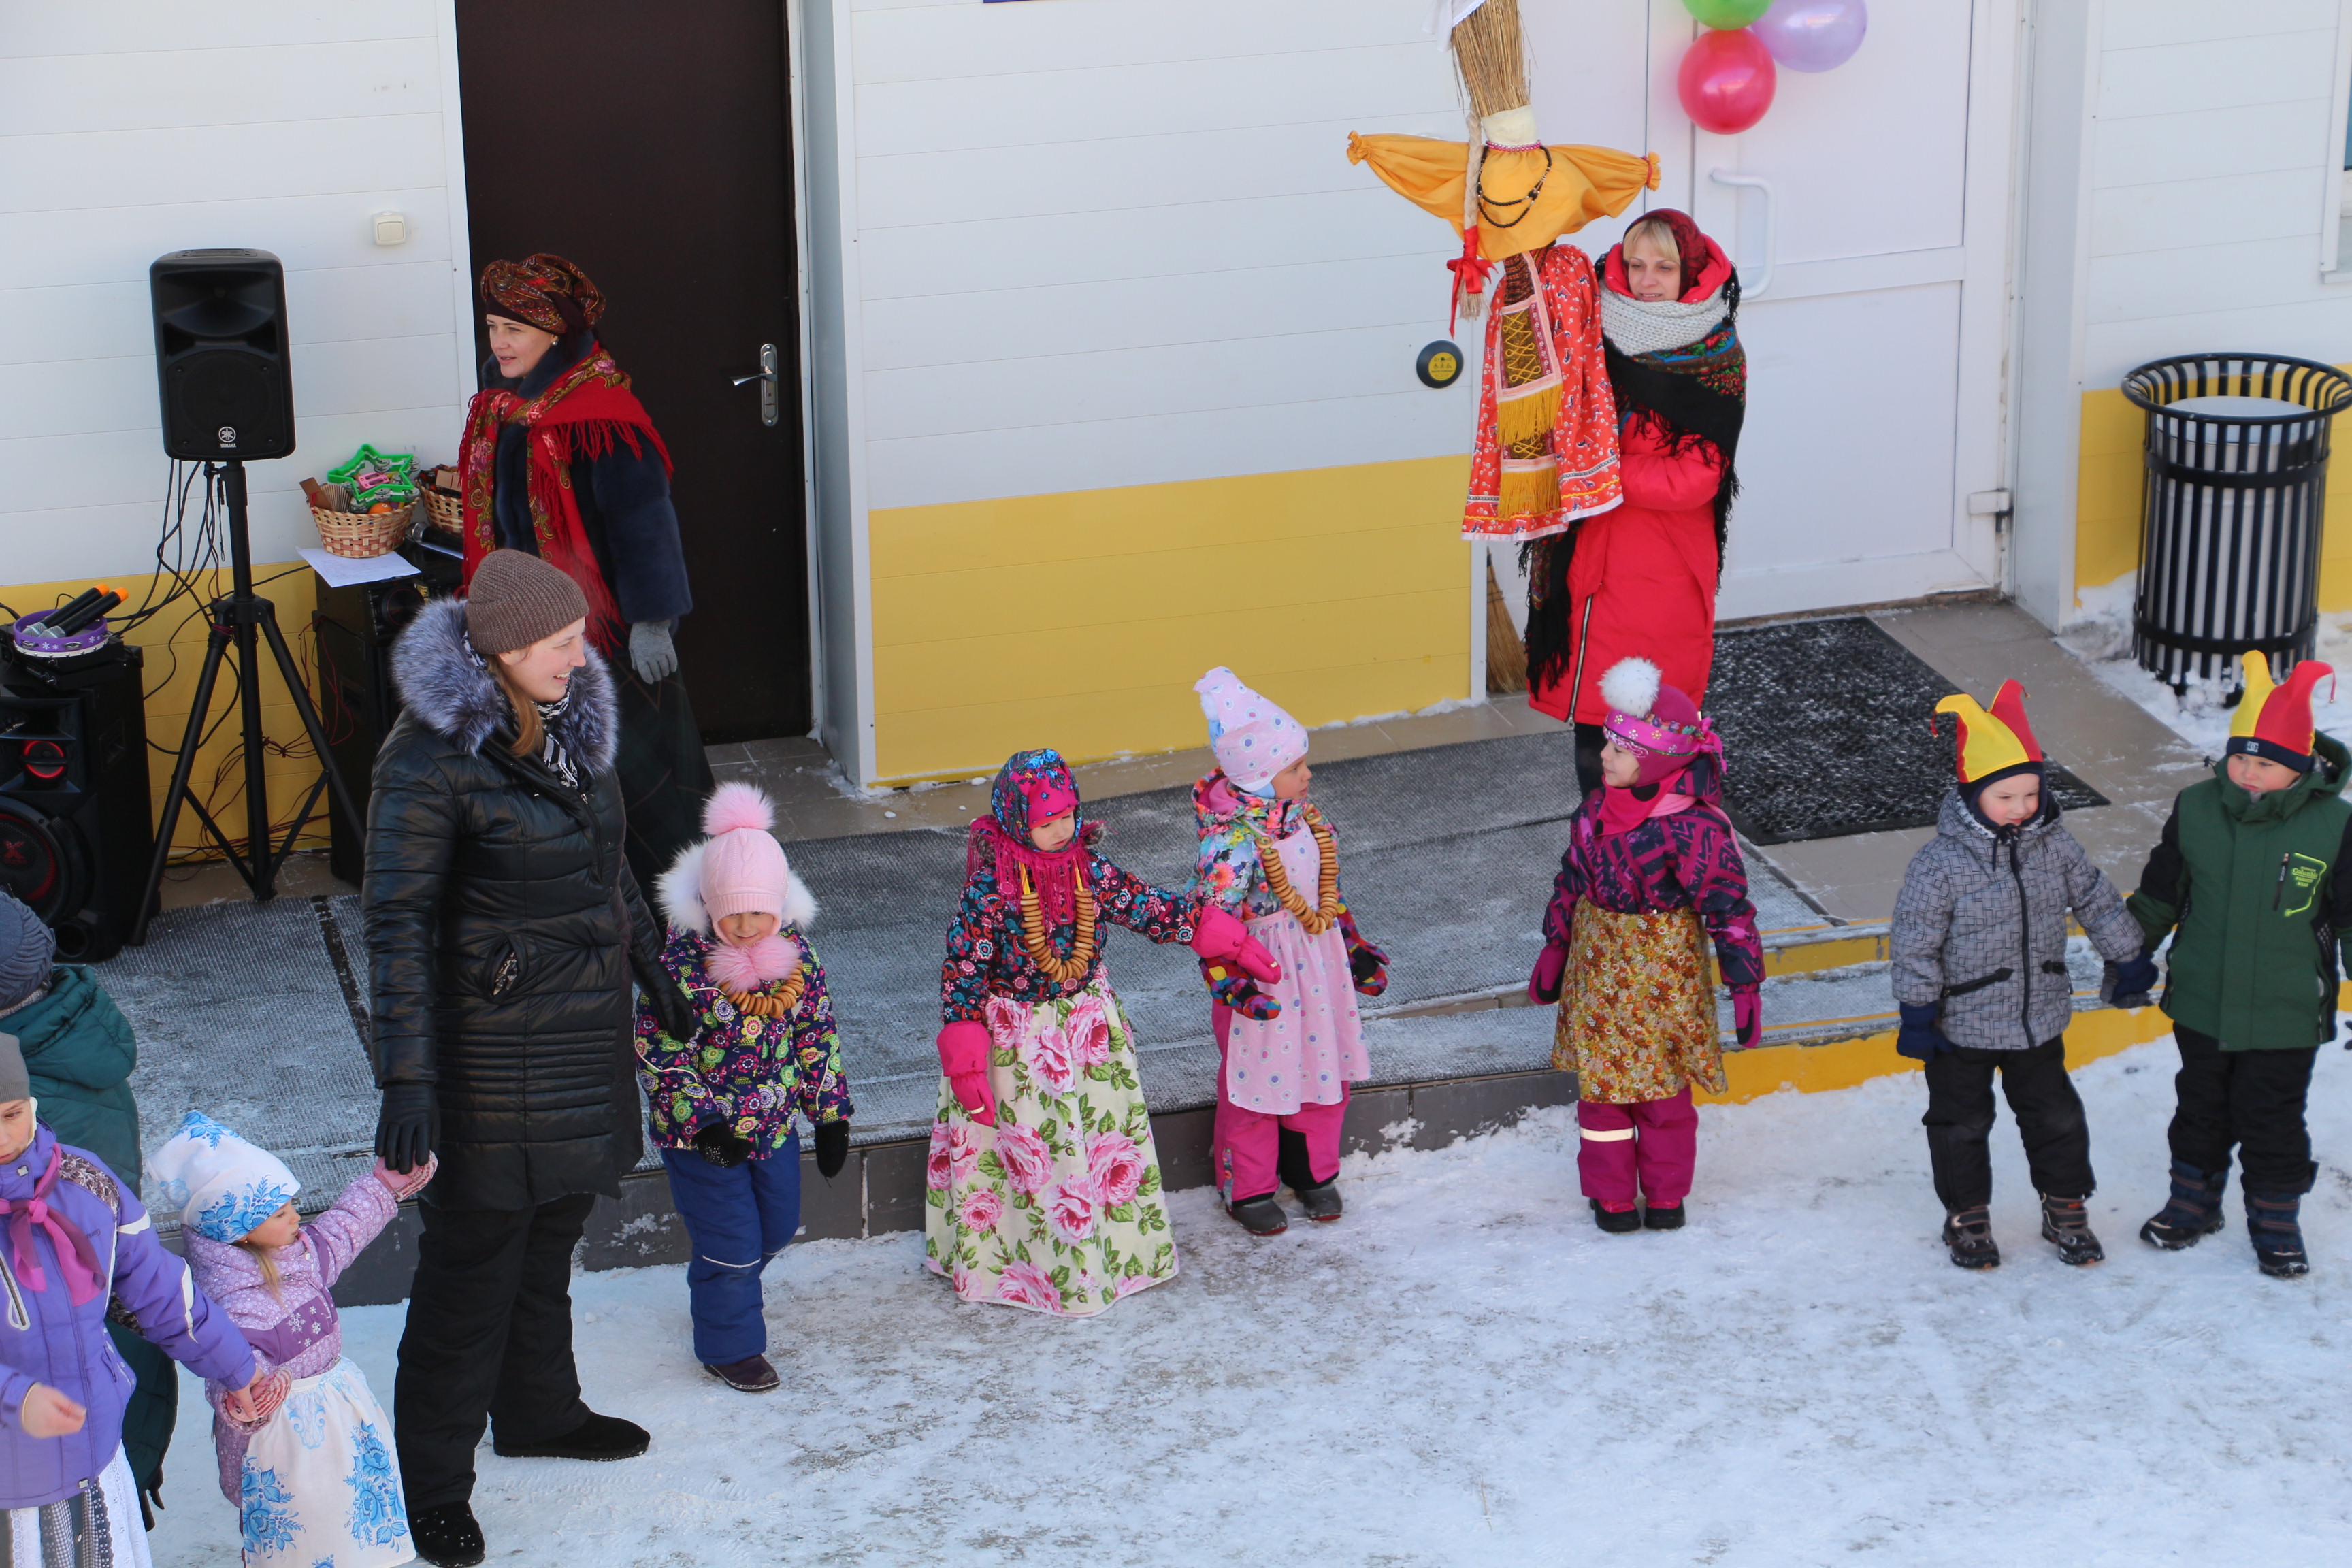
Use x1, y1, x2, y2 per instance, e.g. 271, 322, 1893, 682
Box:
1677, 28, 1777, 135
1754, 0, 1867, 73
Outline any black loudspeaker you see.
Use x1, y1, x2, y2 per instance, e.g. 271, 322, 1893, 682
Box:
314, 553, 455, 885
0, 644, 154, 962
150, 249, 295, 461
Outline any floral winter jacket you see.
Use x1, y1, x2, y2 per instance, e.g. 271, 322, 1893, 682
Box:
941, 853, 1198, 1023
634, 926, 852, 1154
1184, 773, 1387, 1005
1541, 760, 1765, 994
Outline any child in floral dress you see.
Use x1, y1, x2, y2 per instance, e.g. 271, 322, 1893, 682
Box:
638, 781, 851, 1392
927, 749, 1278, 1316
154, 1110, 431, 1567
1188, 668, 1388, 1236
1527, 658, 1764, 1232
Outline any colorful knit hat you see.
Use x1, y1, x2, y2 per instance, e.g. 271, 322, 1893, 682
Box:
2227, 652, 2336, 773
1936, 680, 2045, 798
1599, 658, 1717, 787
145, 1111, 300, 1244
1194, 667, 1308, 794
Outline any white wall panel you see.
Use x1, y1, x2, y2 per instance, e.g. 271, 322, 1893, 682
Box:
0, 38, 441, 135
852, 0, 1432, 84
4, 187, 456, 291
2096, 29, 2336, 118
2091, 99, 2330, 186
2091, 168, 2328, 255
0, 3, 426, 58
2085, 301, 2352, 385
2102, 0, 2337, 52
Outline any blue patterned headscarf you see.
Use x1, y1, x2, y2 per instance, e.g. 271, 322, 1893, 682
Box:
971, 749, 1092, 924
144, 1110, 301, 1243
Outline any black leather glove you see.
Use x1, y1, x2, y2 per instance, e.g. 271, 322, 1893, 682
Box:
814, 1120, 851, 1179
694, 1123, 753, 1169
375, 1082, 438, 1174
636, 956, 698, 1045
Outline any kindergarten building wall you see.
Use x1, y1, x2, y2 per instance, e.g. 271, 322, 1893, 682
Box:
0, 3, 474, 852
800, 0, 1483, 786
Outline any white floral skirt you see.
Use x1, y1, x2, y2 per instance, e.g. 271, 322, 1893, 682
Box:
1, 1446, 147, 1568
923, 978, 1178, 1317
239, 1359, 412, 1567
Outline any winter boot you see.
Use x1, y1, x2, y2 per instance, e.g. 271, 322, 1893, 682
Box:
1642, 1202, 1686, 1230
1228, 1194, 1289, 1237
2140, 1158, 2229, 1250
493, 1410, 651, 1462
1942, 1205, 1999, 1269
2038, 1194, 2104, 1266
412, 1502, 487, 1568
1294, 1179, 1343, 1223
704, 1354, 781, 1393
1591, 1200, 1642, 1235
2247, 1191, 2310, 1278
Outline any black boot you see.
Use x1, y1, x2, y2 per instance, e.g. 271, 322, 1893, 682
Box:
1227, 1194, 1288, 1237
493, 1410, 650, 1461
2247, 1191, 2310, 1278
412, 1501, 486, 1568
2140, 1158, 2228, 1250
2039, 1193, 2104, 1266
1942, 1205, 1999, 1269
704, 1354, 781, 1393
1642, 1202, 1686, 1230
1293, 1179, 1343, 1222
1591, 1200, 1641, 1235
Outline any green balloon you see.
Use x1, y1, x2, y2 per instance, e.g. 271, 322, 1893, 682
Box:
1683, 0, 1772, 27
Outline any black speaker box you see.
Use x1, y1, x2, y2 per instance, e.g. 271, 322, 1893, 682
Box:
0, 642, 154, 962
150, 249, 295, 461
314, 552, 455, 885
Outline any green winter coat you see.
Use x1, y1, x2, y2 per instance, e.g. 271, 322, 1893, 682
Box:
0, 966, 176, 1502
2128, 734, 2352, 1051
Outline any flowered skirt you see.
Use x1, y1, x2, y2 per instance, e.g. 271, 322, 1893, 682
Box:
924, 977, 1177, 1317
1552, 904, 1727, 1103
237, 1359, 412, 1567
1, 1446, 147, 1568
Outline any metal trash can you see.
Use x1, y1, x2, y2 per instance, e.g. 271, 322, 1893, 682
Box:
2125, 353, 2352, 690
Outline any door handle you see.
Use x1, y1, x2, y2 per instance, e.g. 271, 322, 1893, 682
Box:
1708, 169, 1774, 299
730, 342, 779, 427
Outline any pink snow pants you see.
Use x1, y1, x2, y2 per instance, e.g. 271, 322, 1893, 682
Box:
1577, 1090, 1697, 1209
1213, 1004, 1348, 1202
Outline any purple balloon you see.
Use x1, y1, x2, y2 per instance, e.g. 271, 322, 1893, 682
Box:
1754, 0, 1866, 73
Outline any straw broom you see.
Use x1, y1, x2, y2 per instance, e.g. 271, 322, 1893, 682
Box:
1450, 0, 1528, 122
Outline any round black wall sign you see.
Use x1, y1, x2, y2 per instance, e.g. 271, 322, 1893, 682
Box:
1416, 340, 1463, 389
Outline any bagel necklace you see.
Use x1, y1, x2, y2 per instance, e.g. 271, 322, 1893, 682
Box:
1017, 864, 1098, 983
1251, 803, 1341, 935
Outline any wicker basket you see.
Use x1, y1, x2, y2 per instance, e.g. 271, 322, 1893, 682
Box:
311, 501, 418, 559
425, 487, 464, 537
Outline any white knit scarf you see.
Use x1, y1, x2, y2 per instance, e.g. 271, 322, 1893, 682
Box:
1598, 284, 1730, 357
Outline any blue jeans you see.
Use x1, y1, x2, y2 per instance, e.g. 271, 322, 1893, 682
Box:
659, 1131, 802, 1365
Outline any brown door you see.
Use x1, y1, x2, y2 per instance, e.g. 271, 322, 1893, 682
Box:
455, 0, 808, 742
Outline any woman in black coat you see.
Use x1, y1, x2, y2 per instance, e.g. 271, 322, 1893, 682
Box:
364, 548, 693, 1568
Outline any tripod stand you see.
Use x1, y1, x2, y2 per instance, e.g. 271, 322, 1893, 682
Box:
131, 459, 362, 944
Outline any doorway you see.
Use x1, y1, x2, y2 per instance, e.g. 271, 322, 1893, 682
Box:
454, 0, 810, 742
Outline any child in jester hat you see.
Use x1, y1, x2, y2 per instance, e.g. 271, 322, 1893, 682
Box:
1187, 668, 1388, 1237
1891, 680, 2151, 1271
2130, 653, 2352, 1278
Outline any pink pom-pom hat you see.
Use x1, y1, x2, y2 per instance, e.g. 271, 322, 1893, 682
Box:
655, 781, 817, 933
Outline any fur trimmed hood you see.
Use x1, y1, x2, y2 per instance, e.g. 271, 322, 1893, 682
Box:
656, 836, 817, 936
391, 595, 617, 771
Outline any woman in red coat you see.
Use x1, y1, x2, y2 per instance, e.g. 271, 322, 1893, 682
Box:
1524, 210, 1746, 795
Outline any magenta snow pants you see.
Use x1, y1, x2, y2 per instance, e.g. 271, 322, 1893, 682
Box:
1213, 1004, 1348, 1203
1578, 1089, 1697, 1209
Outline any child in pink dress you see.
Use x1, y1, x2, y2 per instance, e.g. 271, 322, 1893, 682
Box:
1190, 668, 1388, 1236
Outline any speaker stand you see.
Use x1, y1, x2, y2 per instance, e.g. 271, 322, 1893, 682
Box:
131, 460, 363, 945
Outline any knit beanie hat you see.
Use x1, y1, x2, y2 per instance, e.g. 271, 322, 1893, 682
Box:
1599, 658, 1718, 787
466, 549, 590, 657
1194, 666, 1308, 795
0, 893, 54, 1017
1936, 680, 2046, 803
145, 1111, 300, 1244
697, 782, 795, 924
0, 1032, 27, 1103
2226, 651, 2335, 774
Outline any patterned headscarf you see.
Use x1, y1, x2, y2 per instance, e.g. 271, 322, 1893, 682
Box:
968, 749, 1091, 925
145, 1110, 301, 1244
480, 253, 606, 339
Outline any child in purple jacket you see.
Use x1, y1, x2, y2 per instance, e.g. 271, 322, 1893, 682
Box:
0, 1036, 259, 1565
152, 1110, 432, 1567
1528, 658, 1765, 1232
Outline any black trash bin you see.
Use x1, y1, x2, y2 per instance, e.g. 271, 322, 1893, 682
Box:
2125, 353, 2352, 690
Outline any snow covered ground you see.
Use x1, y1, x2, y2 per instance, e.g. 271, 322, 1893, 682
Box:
150, 1036, 2352, 1567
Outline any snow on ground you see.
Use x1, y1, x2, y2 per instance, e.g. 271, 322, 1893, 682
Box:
151, 1039, 2352, 1567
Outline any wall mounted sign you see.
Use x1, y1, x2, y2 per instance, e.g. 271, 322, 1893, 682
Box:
1416, 340, 1464, 389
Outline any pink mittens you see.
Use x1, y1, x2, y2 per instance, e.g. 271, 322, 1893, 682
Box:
1528, 943, 1569, 1004
1189, 904, 1281, 984
936, 1019, 997, 1127
1733, 989, 1762, 1049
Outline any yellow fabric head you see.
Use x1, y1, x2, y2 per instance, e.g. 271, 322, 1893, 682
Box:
2229, 650, 2277, 742
1935, 693, 2031, 783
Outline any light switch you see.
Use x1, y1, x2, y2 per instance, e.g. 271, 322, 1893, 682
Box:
372, 212, 408, 246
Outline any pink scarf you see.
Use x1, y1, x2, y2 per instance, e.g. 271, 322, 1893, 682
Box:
966, 816, 1092, 924
0, 1148, 105, 1305
1595, 780, 1696, 838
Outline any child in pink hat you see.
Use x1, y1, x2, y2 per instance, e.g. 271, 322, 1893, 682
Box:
1189, 667, 1389, 1236
635, 782, 851, 1393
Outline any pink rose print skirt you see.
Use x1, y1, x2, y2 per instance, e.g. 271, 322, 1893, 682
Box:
924, 976, 1178, 1317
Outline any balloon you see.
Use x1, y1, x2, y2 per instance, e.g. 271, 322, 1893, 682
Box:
1682, 0, 1772, 27
1754, 0, 1867, 72
1677, 29, 1777, 135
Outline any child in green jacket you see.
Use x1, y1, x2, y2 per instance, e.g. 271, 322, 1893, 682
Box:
2129, 654, 2352, 1277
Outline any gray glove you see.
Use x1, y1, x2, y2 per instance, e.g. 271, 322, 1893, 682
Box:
628, 619, 678, 683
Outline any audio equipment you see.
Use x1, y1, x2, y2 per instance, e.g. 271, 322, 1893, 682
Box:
0, 637, 153, 962
312, 548, 457, 885
150, 249, 294, 462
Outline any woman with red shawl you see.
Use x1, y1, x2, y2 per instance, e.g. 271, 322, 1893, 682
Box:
1523, 210, 1746, 796
461, 254, 713, 891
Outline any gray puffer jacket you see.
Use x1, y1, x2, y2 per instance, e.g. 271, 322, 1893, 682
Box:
1891, 790, 2144, 1050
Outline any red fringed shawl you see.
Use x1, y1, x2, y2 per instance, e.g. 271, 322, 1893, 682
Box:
460, 344, 673, 653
